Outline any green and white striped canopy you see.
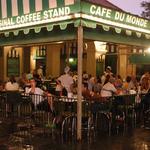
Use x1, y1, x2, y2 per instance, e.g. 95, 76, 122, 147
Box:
0, 0, 75, 18
0, 0, 150, 46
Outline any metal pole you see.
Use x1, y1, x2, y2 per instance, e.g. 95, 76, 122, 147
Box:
77, 26, 83, 141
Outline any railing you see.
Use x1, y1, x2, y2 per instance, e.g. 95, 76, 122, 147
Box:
0, 91, 149, 139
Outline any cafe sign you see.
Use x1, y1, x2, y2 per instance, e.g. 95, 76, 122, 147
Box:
0, 1, 150, 34
0, 6, 72, 31
81, 2, 150, 32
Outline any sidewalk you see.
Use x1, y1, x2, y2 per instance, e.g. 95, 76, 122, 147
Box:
0, 127, 150, 150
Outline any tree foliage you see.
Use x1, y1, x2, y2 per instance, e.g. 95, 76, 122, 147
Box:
141, 1, 150, 19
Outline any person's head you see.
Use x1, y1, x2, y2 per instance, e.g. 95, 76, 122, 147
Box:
82, 83, 88, 91
9, 75, 16, 84
64, 66, 70, 74
114, 79, 123, 88
56, 80, 61, 85
109, 77, 115, 84
144, 71, 150, 78
30, 78, 37, 87
106, 66, 112, 73
104, 74, 111, 85
21, 73, 27, 79
126, 76, 131, 83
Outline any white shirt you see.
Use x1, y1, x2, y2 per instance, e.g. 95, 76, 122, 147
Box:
58, 74, 73, 92
26, 87, 44, 106
5, 82, 19, 91
101, 82, 117, 97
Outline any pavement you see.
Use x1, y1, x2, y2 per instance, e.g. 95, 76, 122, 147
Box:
0, 127, 150, 150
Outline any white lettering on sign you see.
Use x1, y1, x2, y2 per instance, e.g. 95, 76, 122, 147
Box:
43, 7, 70, 19
126, 15, 148, 28
90, 5, 148, 28
0, 6, 71, 29
115, 12, 125, 22
16, 12, 41, 24
90, 5, 112, 19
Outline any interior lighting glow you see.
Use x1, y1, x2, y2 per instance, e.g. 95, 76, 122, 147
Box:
147, 47, 150, 53
69, 58, 74, 62
94, 41, 107, 53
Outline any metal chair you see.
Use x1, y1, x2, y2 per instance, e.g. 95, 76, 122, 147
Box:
95, 97, 113, 136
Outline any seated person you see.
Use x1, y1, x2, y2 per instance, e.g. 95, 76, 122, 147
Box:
5, 75, 19, 91
55, 80, 63, 96
101, 75, 117, 97
26, 78, 53, 111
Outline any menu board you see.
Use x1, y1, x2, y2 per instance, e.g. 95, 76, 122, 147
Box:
7, 57, 20, 77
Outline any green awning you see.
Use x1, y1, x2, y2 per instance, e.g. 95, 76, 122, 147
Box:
83, 27, 150, 47
0, 24, 77, 46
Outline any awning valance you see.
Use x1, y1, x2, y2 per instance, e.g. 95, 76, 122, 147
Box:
3, 20, 75, 37
79, 19, 150, 39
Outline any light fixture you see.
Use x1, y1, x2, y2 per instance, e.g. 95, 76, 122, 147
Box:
69, 58, 74, 62
94, 41, 107, 60
147, 47, 150, 53
94, 41, 107, 53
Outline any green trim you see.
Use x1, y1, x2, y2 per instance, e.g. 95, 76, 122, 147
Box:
34, 27, 41, 33
18, 0, 23, 15
80, 19, 149, 38
13, 30, 19, 36
29, 0, 35, 13
0, 25, 77, 46
46, 25, 54, 31
4, 32, 9, 37
42, 0, 49, 10
115, 28, 122, 34
7, 0, 12, 17
83, 27, 150, 47
23, 29, 30, 35
60, 23, 67, 30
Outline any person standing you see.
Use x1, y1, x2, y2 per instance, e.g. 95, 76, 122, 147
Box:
58, 66, 74, 96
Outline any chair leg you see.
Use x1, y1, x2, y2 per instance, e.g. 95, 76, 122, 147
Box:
108, 119, 112, 136
71, 116, 77, 136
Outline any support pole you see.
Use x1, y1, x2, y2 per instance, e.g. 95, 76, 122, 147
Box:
77, 26, 83, 141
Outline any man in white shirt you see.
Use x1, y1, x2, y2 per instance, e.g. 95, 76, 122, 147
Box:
101, 76, 117, 97
58, 66, 74, 96
25, 79, 44, 108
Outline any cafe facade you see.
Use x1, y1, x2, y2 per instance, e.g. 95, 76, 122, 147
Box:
0, 0, 150, 81
1, 0, 150, 140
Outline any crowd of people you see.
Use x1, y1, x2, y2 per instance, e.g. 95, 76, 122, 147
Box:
0, 66, 150, 97
71, 66, 149, 101
0, 66, 149, 110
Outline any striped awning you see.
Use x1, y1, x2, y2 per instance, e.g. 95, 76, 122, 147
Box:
0, 0, 75, 18
0, 0, 150, 42
0, 0, 79, 35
